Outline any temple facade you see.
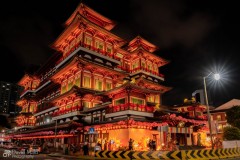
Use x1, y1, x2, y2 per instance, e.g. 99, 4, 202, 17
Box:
11, 3, 208, 151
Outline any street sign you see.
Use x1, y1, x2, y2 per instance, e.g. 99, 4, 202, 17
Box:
89, 127, 95, 134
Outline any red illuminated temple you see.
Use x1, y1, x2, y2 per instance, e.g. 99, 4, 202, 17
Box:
12, 3, 208, 151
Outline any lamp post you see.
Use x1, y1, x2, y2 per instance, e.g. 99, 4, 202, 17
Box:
54, 120, 58, 151
203, 72, 220, 149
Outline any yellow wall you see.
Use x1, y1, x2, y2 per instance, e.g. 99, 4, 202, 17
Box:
108, 128, 160, 151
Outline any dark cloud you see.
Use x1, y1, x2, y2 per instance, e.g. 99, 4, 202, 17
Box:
129, 0, 215, 48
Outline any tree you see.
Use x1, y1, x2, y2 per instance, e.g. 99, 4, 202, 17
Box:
223, 126, 240, 140
226, 105, 240, 129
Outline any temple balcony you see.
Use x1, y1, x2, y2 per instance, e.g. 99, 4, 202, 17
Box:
52, 106, 85, 121
20, 80, 51, 98
116, 66, 164, 80
34, 106, 58, 117
55, 42, 121, 70
130, 67, 164, 80
105, 103, 154, 118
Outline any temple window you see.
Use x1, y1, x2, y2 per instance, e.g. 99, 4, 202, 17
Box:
106, 45, 113, 54
94, 79, 103, 90
83, 76, 91, 88
141, 61, 145, 68
83, 101, 90, 109
76, 33, 82, 43
147, 95, 154, 103
29, 103, 35, 113
106, 81, 112, 91
61, 80, 67, 94
115, 98, 126, 105
147, 63, 152, 70
217, 115, 222, 121
85, 36, 92, 45
74, 72, 81, 87
73, 100, 80, 107
95, 40, 104, 50
68, 76, 74, 91
154, 64, 158, 72
131, 97, 144, 105
66, 103, 72, 109
132, 61, 139, 70
155, 95, 160, 103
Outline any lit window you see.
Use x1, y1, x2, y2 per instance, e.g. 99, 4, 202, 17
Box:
73, 101, 80, 107
83, 76, 91, 88
147, 64, 152, 70
132, 61, 139, 69
131, 97, 144, 105
147, 96, 154, 102
83, 101, 90, 108
106, 82, 112, 91
85, 37, 92, 45
217, 115, 222, 121
68, 77, 74, 91
94, 79, 103, 90
155, 95, 160, 103
106, 46, 112, 53
141, 61, 145, 68
75, 73, 81, 87
66, 103, 72, 109
218, 124, 223, 132
115, 98, 126, 105
95, 41, 104, 50
61, 81, 67, 94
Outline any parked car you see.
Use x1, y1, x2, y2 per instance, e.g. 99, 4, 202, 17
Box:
29, 145, 42, 154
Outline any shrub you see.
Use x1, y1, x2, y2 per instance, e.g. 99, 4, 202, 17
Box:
223, 126, 240, 140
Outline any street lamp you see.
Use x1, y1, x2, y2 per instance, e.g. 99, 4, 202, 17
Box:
54, 120, 58, 151
203, 72, 220, 149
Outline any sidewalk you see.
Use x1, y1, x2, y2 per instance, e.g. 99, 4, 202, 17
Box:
48, 152, 104, 159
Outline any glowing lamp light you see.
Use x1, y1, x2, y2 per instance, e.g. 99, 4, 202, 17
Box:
214, 73, 220, 80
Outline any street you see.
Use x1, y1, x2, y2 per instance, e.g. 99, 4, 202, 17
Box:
0, 148, 81, 160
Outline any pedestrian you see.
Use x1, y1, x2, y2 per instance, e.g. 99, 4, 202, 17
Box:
83, 142, 89, 156
128, 138, 134, 150
148, 139, 153, 151
152, 140, 156, 151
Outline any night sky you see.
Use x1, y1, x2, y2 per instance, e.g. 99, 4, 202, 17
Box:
1, 0, 240, 107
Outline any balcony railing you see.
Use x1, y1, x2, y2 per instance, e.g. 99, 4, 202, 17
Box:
106, 103, 154, 114
52, 106, 83, 117
56, 42, 121, 67
116, 66, 164, 78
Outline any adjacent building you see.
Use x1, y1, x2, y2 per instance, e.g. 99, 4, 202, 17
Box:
0, 81, 22, 115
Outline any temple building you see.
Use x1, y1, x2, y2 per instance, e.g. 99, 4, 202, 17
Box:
11, 3, 208, 151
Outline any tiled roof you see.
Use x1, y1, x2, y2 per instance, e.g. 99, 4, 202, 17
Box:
214, 99, 240, 111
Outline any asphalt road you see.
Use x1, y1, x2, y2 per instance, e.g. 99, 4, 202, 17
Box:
0, 148, 82, 160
